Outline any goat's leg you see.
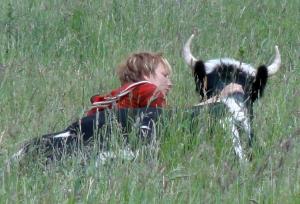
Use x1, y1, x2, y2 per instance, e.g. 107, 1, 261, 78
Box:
222, 95, 250, 161
240, 115, 253, 147
230, 103, 253, 149
247, 106, 254, 147
230, 105, 253, 148
228, 117, 246, 160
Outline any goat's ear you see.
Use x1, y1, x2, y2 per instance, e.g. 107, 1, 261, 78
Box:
194, 60, 206, 97
251, 65, 268, 102
194, 60, 206, 77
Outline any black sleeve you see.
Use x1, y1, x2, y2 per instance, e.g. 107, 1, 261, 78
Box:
11, 108, 165, 162
132, 108, 162, 144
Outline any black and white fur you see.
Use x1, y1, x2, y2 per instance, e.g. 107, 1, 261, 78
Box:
182, 34, 281, 161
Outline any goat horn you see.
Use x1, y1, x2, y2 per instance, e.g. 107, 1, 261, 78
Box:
267, 46, 281, 76
182, 34, 198, 68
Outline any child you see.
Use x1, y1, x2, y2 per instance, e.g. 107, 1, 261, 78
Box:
11, 52, 173, 162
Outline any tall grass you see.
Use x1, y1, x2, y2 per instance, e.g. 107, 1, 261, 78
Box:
0, 0, 299, 203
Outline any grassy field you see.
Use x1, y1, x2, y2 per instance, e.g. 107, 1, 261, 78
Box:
0, 0, 299, 203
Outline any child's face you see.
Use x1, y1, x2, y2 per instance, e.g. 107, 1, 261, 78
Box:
144, 63, 173, 95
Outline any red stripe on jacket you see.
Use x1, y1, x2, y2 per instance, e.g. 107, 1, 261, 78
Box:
86, 82, 166, 116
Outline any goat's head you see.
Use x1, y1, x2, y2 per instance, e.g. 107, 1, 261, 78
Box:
182, 34, 281, 161
182, 34, 281, 104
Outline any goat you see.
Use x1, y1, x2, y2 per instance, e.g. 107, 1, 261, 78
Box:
182, 34, 281, 161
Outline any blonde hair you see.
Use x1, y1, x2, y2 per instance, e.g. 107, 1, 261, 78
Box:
117, 52, 172, 85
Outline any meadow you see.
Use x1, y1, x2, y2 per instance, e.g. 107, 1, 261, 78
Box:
0, 0, 299, 203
